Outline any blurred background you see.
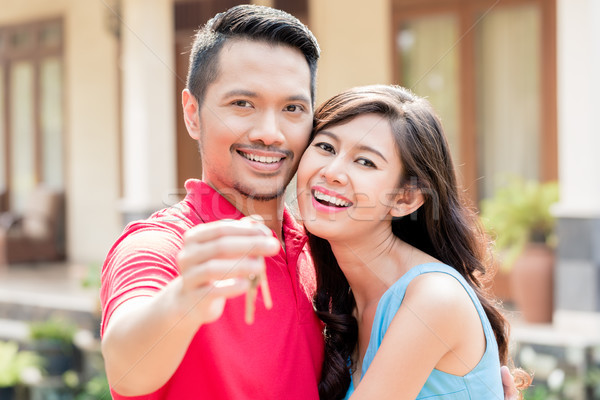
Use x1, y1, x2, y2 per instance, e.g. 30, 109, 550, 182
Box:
0, 0, 598, 398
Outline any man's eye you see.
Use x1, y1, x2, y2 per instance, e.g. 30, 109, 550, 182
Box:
285, 104, 304, 112
315, 142, 334, 153
357, 158, 376, 168
233, 100, 252, 107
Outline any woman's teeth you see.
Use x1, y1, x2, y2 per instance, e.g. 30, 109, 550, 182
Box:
313, 190, 350, 207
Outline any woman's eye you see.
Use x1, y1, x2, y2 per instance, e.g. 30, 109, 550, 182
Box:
285, 104, 304, 112
357, 158, 376, 168
315, 142, 335, 153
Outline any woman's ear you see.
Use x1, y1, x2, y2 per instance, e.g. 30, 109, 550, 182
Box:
389, 187, 425, 218
182, 89, 201, 140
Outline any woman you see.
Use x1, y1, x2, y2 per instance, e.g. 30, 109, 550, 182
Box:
296, 85, 529, 399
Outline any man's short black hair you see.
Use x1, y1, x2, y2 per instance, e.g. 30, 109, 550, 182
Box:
187, 4, 320, 107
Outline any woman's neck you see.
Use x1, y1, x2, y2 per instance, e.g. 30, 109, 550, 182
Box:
328, 229, 415, 316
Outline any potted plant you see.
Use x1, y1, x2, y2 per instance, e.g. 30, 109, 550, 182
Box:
28, 316, 79, 376
81, 262, 103, 339
480, 177, 559, 323
0, 340, 43, 399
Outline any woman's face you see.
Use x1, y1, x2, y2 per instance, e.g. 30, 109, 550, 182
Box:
297, 113, 404, 241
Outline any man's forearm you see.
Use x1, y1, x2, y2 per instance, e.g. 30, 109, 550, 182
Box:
101, 282, 199, 396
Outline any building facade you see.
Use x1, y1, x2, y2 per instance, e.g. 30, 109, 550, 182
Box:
1, 0, 598, 319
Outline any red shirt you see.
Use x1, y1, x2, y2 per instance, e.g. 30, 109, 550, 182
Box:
101, 180, 324, 399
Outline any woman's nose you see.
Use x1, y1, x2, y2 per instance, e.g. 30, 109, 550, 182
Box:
320, 156, 348, 185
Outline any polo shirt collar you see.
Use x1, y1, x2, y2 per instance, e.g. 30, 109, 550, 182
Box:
184, 179, 245, 223
183, 179, 308, 254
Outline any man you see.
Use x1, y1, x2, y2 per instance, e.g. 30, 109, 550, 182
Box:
101, 5, 518, 399
101, 6, 322, 399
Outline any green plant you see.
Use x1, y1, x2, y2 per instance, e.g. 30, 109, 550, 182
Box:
586, 365, 600, 398
29, 317, 78, 347
0, 340, 43, 387
81, 262, 101, 290
480, 177, 559, 271
76, 373, 110, 400
60, 369, 111, 400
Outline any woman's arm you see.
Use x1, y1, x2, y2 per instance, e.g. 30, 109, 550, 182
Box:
350, 273, 487, 400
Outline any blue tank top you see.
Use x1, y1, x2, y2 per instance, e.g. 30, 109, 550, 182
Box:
343, 263, 503, 399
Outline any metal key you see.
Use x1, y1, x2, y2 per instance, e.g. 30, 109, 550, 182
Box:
245, 272, 260, 324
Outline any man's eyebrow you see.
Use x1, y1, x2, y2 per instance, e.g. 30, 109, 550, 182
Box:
223, 90, 310, 105
315, 130, 388, 162
223, 89, 258, 98
286, 94, 311, 105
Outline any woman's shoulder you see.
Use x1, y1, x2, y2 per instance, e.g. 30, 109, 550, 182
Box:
387, 262, 466, 298
403, 265, 476, 314
376, 263, 477, 333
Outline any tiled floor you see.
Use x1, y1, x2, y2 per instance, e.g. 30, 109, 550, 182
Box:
0, 262, 100, 340
0, 262, 97, 310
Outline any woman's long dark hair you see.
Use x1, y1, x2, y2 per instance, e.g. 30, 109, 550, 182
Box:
308, 85, 529, 400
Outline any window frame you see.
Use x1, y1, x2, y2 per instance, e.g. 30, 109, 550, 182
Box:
391, 0, 557, 202
0, 18, 64, 211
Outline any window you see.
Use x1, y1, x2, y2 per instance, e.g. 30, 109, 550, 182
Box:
393, 0, 556, 202
0, 19, 64, 212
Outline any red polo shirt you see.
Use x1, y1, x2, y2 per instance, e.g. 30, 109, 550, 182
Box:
101, 179, 324, 399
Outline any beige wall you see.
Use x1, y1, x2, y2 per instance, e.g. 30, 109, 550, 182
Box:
1, 0, 394, 264
1, 0, 122, 264
120, 0, 176, 217
554, 0, 600, 217
309, 0, 393, 105
66, 1, 121, 263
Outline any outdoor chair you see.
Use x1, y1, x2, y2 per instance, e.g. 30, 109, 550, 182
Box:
0, 186, 65, 265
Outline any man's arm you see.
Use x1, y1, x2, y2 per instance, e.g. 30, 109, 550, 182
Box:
101, 220, 279, 396
501, 365, 519, 400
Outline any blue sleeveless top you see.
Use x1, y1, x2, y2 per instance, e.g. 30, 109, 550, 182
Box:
343, 263, 503, 399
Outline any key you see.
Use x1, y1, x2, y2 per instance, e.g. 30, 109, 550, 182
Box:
245, 272, 260, 324
241, 215, 274, 323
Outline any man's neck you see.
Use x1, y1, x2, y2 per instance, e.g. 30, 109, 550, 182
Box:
217, 191, 285, 242
203, 180, 287, 242
240, 198, 286, 242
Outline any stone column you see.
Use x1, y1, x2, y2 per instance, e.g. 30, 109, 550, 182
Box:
120, 0, 176, 222
553, 0, 600, 329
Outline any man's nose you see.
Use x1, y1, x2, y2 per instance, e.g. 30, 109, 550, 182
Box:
248, 110, 284, 146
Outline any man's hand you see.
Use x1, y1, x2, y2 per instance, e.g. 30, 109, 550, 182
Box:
175, 217, 279, 326
501, 365, 518, 400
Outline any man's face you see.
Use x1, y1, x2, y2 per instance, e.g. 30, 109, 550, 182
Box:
185, 39, 313, 203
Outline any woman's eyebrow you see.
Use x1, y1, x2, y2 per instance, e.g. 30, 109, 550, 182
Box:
316, 130, 387, 162
355, 143, 387, 162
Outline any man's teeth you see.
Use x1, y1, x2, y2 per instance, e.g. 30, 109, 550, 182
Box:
241, 152, 282, 164
314, 190, 350, 207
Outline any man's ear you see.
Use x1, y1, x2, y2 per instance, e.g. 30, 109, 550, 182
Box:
389, 187, 425, 218
182, 89, 201, 140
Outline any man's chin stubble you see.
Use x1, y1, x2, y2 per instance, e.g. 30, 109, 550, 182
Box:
233, 183, 286, 202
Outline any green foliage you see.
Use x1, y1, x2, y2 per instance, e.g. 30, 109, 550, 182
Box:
523, 385, 550, 400
29, 316, 78, 346
76, 374, 110, 400
0, 340, 42, 387
480, 177, 559, 271
61, 369, 111, 400
81, 263, 101, 290
587, 365, 600, 398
